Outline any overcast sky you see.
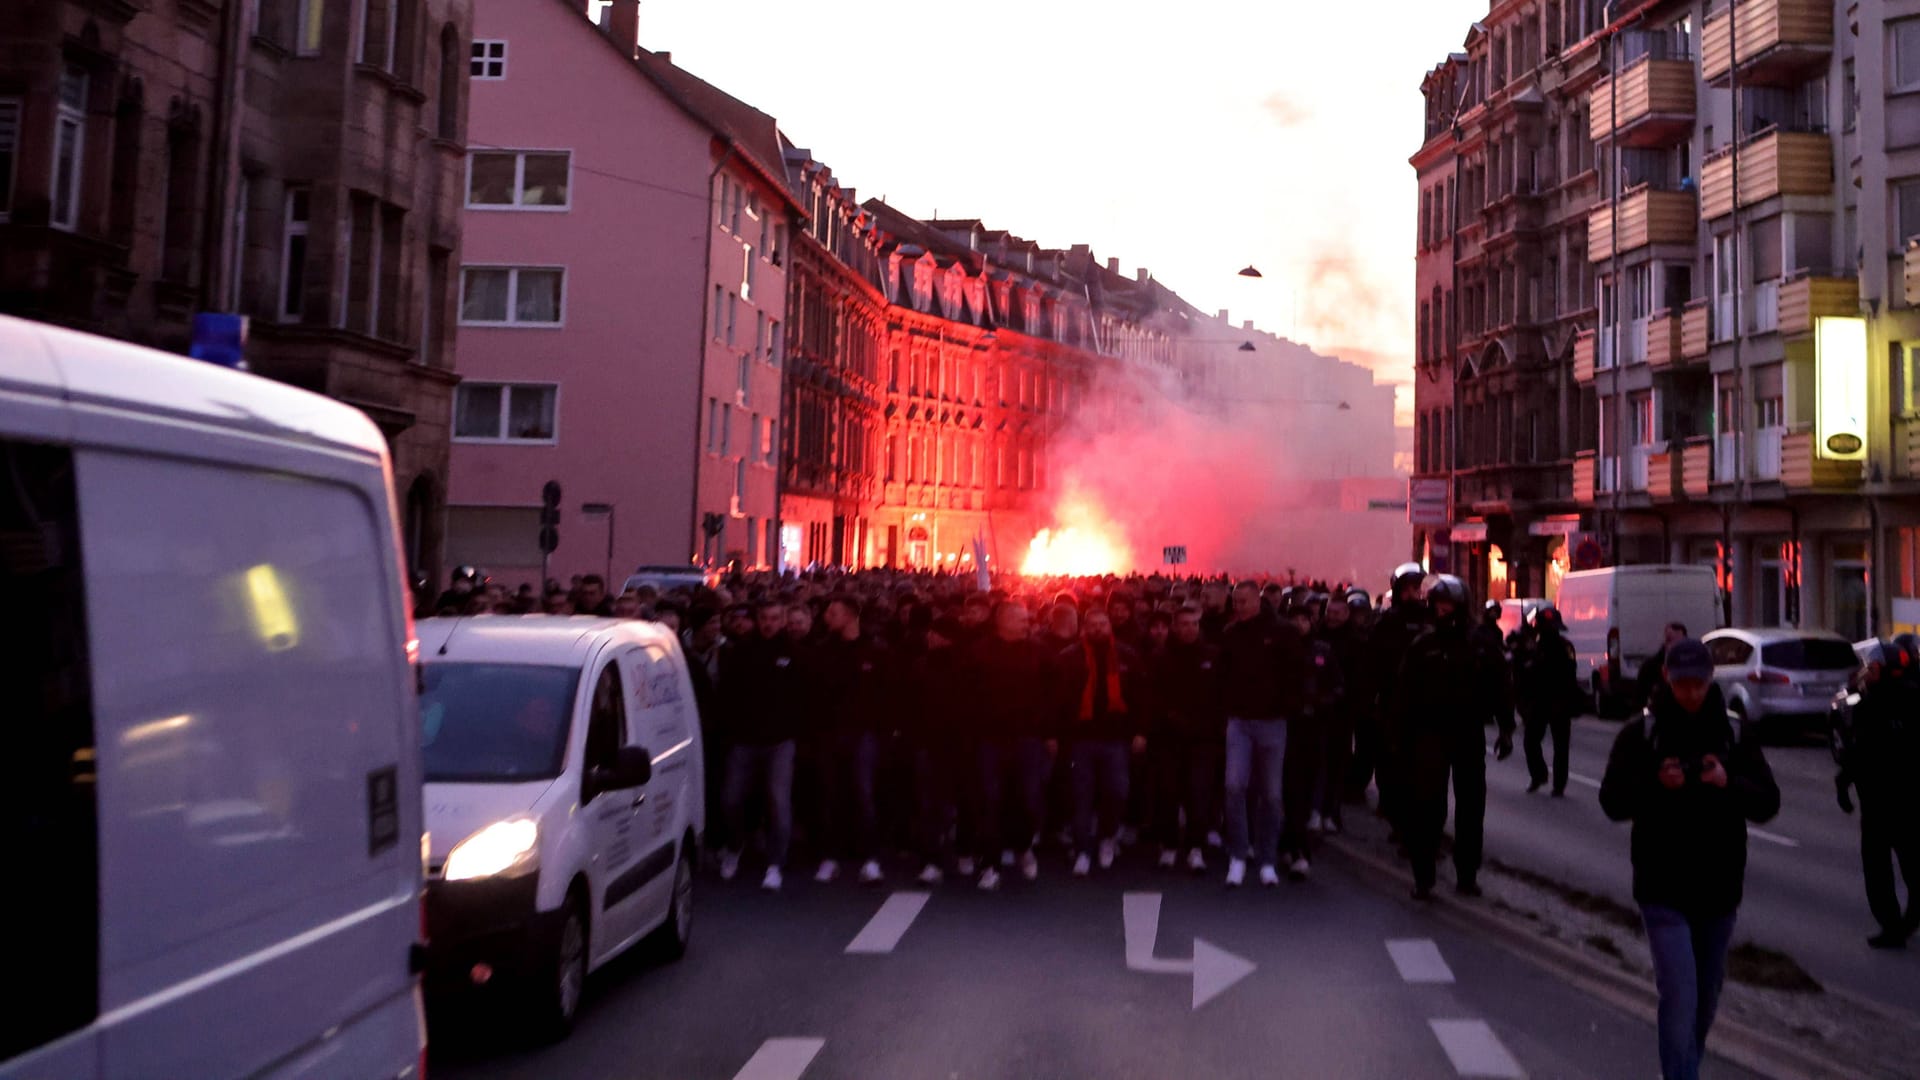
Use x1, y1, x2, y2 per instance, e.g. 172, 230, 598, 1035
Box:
637, 1, 1490, 423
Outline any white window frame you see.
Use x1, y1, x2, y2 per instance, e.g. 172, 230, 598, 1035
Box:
0, 97, 20, 223
740, 243, 755, 301
470, 39, 506, 79
451, 381, 561, 445
50, 68, 87, 232
464, 149, 571, 211
458, 265, 566, 327
280, 185, 309, 320
1894, 18, 1920, 94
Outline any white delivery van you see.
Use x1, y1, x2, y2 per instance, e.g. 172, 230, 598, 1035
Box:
1557, 564, 1723, 716
0, 317, 425, 1079
417, 616, 704, 1039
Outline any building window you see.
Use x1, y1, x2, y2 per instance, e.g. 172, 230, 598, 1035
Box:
0, 98, 19, 221
762, 417, 776, 465
470, 39, 506, 79
227, 175, 250, 311
295, 0, 325, 55
459, 266, 563, 325
1897, 178, 1920, 246
160, 121, 202, 284
280, 186, 309, 320
452, 382, 558, 443
712, 285, 724, 340
725, 291, 738, 346
1895, 19, 1920, 94
466, 150, 569, 209
50, 67, 87, 231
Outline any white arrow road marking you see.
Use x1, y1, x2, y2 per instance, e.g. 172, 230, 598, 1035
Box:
845, 891, 930, 954
1121, 892, 1256, 1010
1386, 939, 1456, 984
732, 1038, 826, 1080
1428, 1019, 1525, 1079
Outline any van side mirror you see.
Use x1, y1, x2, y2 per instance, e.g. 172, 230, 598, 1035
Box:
585, 746, 652, 802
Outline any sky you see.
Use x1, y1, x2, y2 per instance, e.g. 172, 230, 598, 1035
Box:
636, 0, 1491, 425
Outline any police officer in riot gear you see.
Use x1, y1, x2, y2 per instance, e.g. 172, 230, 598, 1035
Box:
1832, 638, 1920, 948
1516, 606, 1581, 796
1353, 564, 1431, 822
1395, 575, 1515, 899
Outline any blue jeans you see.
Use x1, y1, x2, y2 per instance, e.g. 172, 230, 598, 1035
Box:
819, 731, 880, 862
722, 740, 796, 867
975, 736, 1050, 859
1641, 904, 1738, 1080
1070, 739, 1131, 854
1223, 716, 1287, 866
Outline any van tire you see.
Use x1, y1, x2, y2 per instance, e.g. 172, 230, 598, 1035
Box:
647, 842, 695, 961
530, 890, 588, 1043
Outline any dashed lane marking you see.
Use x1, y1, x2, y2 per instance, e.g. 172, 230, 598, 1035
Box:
1386, 939, 1456, 984
732, 1037, 826, 1080
1566, 772, 1602, 789
1428, 1019, 1526, 1079
845, 891, 931, 954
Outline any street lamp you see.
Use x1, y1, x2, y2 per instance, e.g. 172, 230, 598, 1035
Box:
581, 502, 615, 587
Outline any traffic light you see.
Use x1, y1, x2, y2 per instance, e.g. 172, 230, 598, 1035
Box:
539, 480, 562, 554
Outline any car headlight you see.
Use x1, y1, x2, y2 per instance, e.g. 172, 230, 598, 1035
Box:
442, 818, 539, 882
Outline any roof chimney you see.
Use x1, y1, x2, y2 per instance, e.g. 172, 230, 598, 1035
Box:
1136, 268, 1150, 283
1106, 257, 1120, 274
1243, 320, 1254, 331
1217, 309, 1229, 322
605, 0, 639, 59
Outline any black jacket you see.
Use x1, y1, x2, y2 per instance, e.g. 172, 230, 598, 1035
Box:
813, 634, 894, 736
1834, 673, 1920, 795
1395, 619, 1514, 750
717, 634, 804, 745
1600, 685, 1781, 917
1150, 640, 1225, 740
1217, 614, 1309, 720
1369, 601, 1430, 730
1055, 638, 1147, 741
909, 644, 969, 745
1516, 628, 1582, 719
966, 634, 1057, 738
1316, 621, 1369, 713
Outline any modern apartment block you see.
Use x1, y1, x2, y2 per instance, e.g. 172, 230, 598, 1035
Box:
1419, 0, 1920, 639
1, 0, 473, 585
445, 0, 797, 584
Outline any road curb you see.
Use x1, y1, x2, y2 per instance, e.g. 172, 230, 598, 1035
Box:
1322, 834, 1866, 1080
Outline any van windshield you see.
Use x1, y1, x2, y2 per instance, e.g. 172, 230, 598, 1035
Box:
421, 663, 579, 782
1759, 639, 1859, 672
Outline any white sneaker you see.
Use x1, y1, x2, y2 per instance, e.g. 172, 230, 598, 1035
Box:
1225, 858, 1247, 888
1289, 855, 1311, 881
1098, 838, 1118, 869
1020, 850, 1040, 881
858, 859, 884, 885
977, 867, 1002, 891
1187, 848, 1207, 874
1072, 853, 1092, 877
1000, 849, 1017, 869
1158, 848, 1179, 870
719, 850, 741, 882
1307, 812, 1324, 833
1259, 864, 1281, 887
917, 863, 944, 886
1206, 830, 1224, 849
815, 859, 840, 884
956, 856, 977, 877
762, 865, 784, 891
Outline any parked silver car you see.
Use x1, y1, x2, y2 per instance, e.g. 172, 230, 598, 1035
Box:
1703, 628, 1861, 735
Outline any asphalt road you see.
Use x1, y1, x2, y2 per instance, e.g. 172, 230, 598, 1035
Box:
433, 854, 1760, 1080
1477, 717, 1920, 1013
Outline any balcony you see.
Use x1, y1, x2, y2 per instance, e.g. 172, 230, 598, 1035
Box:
1700, 128, 1833, 220
1573, 329, 1596, 384
1626, 445, 1656, 492
1776, 272, 1858, 337
1682, 437, 1714, 498
1756, 425, 1785, 481
1681, 300, 1712, 359
1574, 450, 1597, 505
1647, 448, 1684, 501
1590, 57, 1697, 147
1588, 186, 1698, 261
1645, 309, 1685, 370
1702, 0, 1834, 88
1906, 241, 1920, 307
1906, 419, 1920, 481
1782, 426, 1862, 489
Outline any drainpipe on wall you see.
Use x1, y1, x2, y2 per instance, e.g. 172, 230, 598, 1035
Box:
203, 0, 249, 313
689, 143, 738, 566
1607, 17, 1624, 558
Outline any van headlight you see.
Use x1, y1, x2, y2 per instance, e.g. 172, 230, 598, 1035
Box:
442, 818, 539, 882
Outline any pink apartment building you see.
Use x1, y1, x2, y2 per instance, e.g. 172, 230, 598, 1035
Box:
445, 0, 796, 586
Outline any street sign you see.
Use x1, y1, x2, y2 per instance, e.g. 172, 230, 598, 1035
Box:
1408, 477, 1449, 526
542, 480, 563, 507
538, 526, 560, 554
1163, 545, 1188, 566
1367, 499, 1409, 512
1450, 521, 1488, 543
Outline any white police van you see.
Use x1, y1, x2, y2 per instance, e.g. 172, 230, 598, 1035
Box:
1, 316, 425, 1079
417, 616, 704, 1038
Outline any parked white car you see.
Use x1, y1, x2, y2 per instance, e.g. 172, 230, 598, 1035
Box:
620, 564, 709, 594
1557, 565, 1724, 716
2, 316, 426, 1080
1703, 627, 1860, 736
418, 616, 704, 1039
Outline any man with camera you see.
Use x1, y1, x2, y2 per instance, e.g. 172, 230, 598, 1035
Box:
1601, 638, 1780, 1080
